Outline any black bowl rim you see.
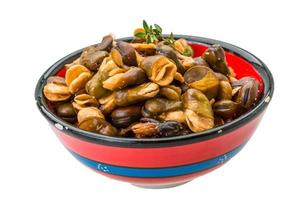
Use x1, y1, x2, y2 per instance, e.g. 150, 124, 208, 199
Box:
35, 35, 274, 148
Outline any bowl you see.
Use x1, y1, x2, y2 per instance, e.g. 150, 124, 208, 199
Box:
35, 35, 274, 189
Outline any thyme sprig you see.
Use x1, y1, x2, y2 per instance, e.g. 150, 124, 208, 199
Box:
134, 20, 163, 43
163, 32, 175, 45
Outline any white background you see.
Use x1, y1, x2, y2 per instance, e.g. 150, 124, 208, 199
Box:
0, 0, 299, 199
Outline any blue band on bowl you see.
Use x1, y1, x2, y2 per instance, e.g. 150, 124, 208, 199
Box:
69, 142, 246, 178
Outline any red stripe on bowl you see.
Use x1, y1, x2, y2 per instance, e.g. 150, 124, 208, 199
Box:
53, 113, 264, 168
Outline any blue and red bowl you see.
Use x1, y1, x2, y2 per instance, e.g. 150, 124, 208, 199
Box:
35, 35, 274, 188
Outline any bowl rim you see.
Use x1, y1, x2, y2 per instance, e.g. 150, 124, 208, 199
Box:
35, 35, 274, 148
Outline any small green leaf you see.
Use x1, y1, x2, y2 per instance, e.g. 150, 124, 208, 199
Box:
170, 32, 174, 40
145, 34, 151, 43
153, 29, 160, 35
143, 20, 149, 31
150, 35, 158, 42
149, 25, 153, 31
154, 24, 162, 33
163, 32, 175, 45
183, 46, 194, 57
134, 32, 146, 38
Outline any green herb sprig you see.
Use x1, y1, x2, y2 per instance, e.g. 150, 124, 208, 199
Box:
134, 20, 163, 43
163, 32, 175, 45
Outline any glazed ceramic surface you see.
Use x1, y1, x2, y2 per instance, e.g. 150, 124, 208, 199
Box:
35, 35, 274, 188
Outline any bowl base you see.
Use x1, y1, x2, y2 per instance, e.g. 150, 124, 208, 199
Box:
132, 181, 191, 189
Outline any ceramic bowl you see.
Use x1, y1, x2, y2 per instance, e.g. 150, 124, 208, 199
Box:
35, 35, 274, 188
